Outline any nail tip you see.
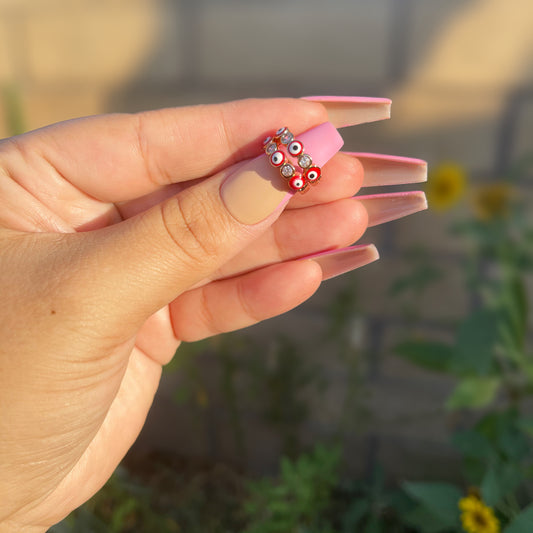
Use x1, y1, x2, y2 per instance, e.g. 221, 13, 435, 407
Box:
345, 153, 429, 187
302, 95, 392, 105
357, 191, 428, 227
308, 244, 380, 281
367, 244, 380, 261
302, 96, 392, 128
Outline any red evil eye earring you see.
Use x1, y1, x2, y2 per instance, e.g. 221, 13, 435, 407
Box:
262, 127, 322, 193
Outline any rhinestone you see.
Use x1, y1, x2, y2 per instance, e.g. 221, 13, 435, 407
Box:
280, 131, 294, 145
265, 142, 277, 155
281, 164, 295, 178
298, 154, 312, 169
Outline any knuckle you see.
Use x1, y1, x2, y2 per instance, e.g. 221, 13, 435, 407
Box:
160, 188, 232, 267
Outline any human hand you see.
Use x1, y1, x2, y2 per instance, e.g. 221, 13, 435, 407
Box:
0, 97, 426, 531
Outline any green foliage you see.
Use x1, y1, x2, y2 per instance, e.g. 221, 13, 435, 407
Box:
402, 482, 462, 531
445, 376, 501, 410
336, 465, 415, 533
244, 444, 341, 533
454, 309, 501, 375
395, 341, 454, 374
504, 504, 533, 533
49, 467, 179, 533
390, 157, 533, 532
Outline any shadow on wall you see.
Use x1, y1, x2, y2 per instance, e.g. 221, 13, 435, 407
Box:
105, 0, 475, 110
104, 0, 533, 172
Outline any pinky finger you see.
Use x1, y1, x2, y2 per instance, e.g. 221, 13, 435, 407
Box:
170, 260, 323, 342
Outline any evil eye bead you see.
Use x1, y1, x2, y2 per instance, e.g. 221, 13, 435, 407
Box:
305, 166, 321, 182
270, 150, 286, 167
262, 136, 273, 146
289, 174, 307, 192
288, 140, 303, 156
275, 126, 288, 137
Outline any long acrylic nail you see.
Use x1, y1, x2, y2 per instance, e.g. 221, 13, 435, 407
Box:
347, 152, 428, 187
356, 191, 427, 227
302, 96, 391, 128
221, 122, 343, 225
304, 244, 379, 281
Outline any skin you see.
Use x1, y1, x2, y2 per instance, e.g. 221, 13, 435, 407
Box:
0, 98, 368, 532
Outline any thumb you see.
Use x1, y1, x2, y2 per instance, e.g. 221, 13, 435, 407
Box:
79, 122, 343, 324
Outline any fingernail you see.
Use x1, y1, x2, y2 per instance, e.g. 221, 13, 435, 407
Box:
356, 191, 428, 227
304, 244, 379, 281
302, 96, 391, 128
221, 122, 343, 225
346, 152, 428, 187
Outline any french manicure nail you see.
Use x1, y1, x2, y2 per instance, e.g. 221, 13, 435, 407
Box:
347, 152, 428, 187
356, 191, 428, 227
305, 244, 379, 281
302, 96, 391, 128
221, 122, 343, 225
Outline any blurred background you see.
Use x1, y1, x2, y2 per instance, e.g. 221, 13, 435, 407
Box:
3, 0, 533, 531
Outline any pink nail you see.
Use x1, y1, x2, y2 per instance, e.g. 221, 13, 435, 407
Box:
304, 244, 379, 281
302, 96, 391, 128
346, 152, 428, 187
356, 191, 427, 227
221, 122, 343, 225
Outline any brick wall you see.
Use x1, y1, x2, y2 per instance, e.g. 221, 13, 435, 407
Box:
2, 0, 533, 479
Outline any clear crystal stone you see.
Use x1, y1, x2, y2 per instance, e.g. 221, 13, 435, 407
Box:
280, 131, 294, 145
265, 142, 277, 155
299, 154, 312, 168
281, 164, 295, 178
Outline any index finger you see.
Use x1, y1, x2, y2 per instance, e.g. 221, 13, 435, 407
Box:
1, 98, 327, 203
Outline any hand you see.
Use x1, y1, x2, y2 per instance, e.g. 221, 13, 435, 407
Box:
0, 98, 378, 531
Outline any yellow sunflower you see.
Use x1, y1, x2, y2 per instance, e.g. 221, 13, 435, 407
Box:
427, 162, 467, 211
471, 182, 515, 221
459, 494, 500, 533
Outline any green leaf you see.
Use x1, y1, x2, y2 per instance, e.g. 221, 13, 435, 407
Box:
517, 416, 533, 437
497, 276, 528, 362
452, 430, 494, 461
446, 377, 501, 410
507, 276, 528, 344
341, 499, 370, 532
363, 516, 384, 533
453, 310, 501, 375
110, 497, 138, 532
402, 505, 456, 533
402, 481, 462, 527
482, 463, 522, 507
504, 503, 533, 533
477, 410, 530, 460
481, 465, 503, 507
395, 341, 455, 374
